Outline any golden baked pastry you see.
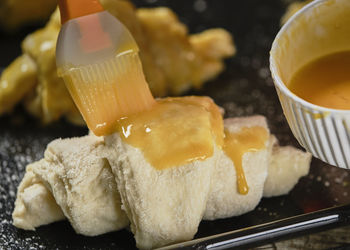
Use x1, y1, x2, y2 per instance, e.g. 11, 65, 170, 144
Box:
0, 0, 56, 30
0, 0, 235, 125
281, 0, 313, 25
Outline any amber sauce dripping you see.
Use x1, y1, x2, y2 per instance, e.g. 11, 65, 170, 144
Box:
116, 95, 268, 195
223, 127, 269, 194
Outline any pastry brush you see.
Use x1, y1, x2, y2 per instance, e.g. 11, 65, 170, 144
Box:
56, 0, 155, 136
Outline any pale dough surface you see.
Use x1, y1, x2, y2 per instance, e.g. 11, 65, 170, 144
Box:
13, 135, 129, 236
105, 133, 220, 249
204, 116, 270, 220
12, 162, 65, 230
12, 116, 312, 249
263, 136, 311, 198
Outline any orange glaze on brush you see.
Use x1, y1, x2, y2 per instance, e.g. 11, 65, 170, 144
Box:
117, 96, 224, 170
223, 126, 269, 195
57, 0, 156, 136
63, 53, 156, 136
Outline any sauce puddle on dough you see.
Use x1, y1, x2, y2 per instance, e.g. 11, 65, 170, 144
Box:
117, 96, 224, 170
223, 126, 269, 195
117, 95, 268, 195
288, 51, 350, 110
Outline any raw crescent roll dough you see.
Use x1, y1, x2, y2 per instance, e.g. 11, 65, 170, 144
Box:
12, 116, 311, 249
12, 163, 64, 230
105, 133, 220, 249
13, 135, 129, 236
204, 116, 270, 220
263, 135, 311, 198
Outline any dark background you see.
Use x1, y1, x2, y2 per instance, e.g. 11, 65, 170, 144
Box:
1, 0, 350, 249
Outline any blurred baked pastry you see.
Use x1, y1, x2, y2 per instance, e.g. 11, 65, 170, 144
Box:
0, 0, 56, 31
0, 55, 37, 115
0, 0, 235, 125
281, 0, 313, 25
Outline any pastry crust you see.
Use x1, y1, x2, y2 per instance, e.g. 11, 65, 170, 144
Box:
0, 55, 38, 114
281, 0, 313, 25
0, 0, 56, 31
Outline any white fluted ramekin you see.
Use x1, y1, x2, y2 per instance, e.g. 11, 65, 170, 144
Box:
270, 0, 350, 169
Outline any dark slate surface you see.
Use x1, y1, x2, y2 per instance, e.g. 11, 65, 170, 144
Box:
1, 0, 350, 249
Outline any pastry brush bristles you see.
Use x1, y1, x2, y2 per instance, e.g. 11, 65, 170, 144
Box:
62, 52, 156, 136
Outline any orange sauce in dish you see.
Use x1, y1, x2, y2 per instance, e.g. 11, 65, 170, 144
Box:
223, 126, 269, 194
288, 51, 350, 110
